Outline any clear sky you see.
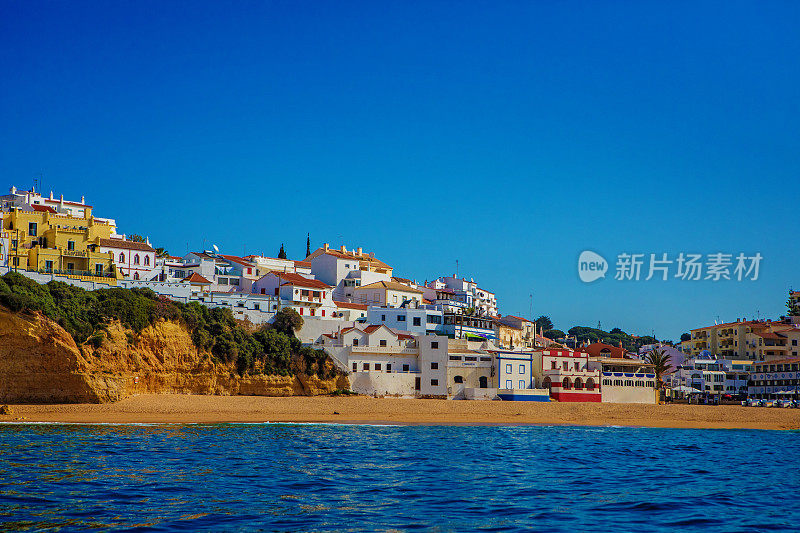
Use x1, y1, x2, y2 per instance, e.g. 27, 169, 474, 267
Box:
2, 1, 799, 340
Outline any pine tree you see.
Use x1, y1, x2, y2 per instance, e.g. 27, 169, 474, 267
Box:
278, 243, 286, 259
306, 233, 311, 257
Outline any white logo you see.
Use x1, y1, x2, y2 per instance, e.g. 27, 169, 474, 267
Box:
578, 251, 607, 283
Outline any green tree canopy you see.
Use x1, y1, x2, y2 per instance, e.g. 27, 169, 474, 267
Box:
535, 315, 554, 332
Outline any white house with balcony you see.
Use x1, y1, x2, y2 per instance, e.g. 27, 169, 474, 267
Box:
426, 276, 498, 316
252, 271, 337, 318
319, 325, 448, 397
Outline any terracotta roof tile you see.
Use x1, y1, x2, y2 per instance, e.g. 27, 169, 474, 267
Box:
99, 238, 154, 252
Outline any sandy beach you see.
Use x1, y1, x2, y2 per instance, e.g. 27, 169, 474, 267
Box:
1, 395, 799, 430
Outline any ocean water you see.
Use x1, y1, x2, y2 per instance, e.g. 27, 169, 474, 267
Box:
0, 423, 798, 532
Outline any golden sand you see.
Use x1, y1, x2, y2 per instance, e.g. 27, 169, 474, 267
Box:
2, 395, 799, 430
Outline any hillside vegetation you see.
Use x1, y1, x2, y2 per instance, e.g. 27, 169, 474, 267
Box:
0, 272, 338, 379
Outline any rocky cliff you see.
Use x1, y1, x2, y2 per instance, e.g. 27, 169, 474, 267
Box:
0, 308, 348, 403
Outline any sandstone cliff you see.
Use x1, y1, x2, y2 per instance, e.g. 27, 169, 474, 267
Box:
0, 308, 348, 403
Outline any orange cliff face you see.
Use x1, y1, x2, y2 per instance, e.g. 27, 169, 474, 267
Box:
0, 308, 348, 403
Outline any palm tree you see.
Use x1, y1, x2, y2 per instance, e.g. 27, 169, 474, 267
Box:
644, 347, 670, 388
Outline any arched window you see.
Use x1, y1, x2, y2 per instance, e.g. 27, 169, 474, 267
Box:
562, 377, 571, 390
134, 254, 140, 265
574, 377, 583, 390
454, 375, 463, 384
586, 378, 595, 391
134, 272, 140, 280
144, 255, 150, 266
542, 377, 552, 390
118, 252, 125, 263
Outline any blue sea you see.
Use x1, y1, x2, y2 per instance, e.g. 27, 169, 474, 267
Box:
0, 423, 798, 532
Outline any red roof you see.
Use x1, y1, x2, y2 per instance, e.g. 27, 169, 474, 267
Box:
504, 315, 532, 323
31, 204, 57, 214
44, 198, 92, 208
99, 238, 154, 252
273, 272, 331, 289
183, 273, 211, 284
221, 255, 256, 268
334, 301, 368, 310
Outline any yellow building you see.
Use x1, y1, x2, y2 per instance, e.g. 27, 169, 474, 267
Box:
3, 206, 119, 282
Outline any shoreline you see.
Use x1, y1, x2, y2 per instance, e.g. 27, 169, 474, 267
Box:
2, 395, 799, 431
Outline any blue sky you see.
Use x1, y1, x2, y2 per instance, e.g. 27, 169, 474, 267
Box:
2, 1, 799, 340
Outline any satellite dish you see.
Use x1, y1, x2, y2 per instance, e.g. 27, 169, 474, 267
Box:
212, 244, 219, 254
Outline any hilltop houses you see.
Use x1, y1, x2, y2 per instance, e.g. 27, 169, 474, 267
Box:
11, 183, 793, 404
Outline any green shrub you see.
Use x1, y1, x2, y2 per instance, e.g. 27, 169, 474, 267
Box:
0, 273, 343, 379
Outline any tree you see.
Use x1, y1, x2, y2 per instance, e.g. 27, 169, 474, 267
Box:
535, 315, 554, 332
644, 347, 671, 388
273, 307, 303, 336
610, 327, 624, 335
680, 332, 691, 342
543, 329, 565, 340
128, 234, 146, 243
278, 243, 287, 259
786, 293, 800, 316
154, 247, 170, 258
306, 233, 311, 257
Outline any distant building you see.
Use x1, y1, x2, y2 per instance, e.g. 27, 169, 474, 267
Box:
352, 280, 424, 308
99, 237, 157, 281
748, 357, 800, 399
305, 244, 393, 302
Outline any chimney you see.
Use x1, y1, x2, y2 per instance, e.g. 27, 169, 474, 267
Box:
323, 243, 329, 251
81, 196, 85, 205
357, 247, 363, 256
340, 245, 346, 253
49, 191, 54, 200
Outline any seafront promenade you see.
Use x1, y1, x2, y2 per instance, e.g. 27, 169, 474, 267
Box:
3, 395, 799, 430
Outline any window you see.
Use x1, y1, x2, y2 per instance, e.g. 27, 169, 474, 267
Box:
397, 315, 406, 322
519, 364, 525, 374
431, 362, 438, 369
352, 339, 358, 346
551, 361, 557, 369
134, 272, 140, 280
66, 262, 74, 272
454, 375, 463, 384
28, 222, 37, 237
254, 304, 260, 311
118, 253, 125, 262
363, 363, 369, 371
352, 362, 357, 372
44, 260, 53, 273
519, 380, 525, 390
431, 341, 439, 349
506, 380, 513, 389
381, 314, 386, 321
144, 256, 150, 266
563, 362, 568, 370
413, 317, 421, 326
134, 254, 140, 265
67, 241, 75, 251
386, 364, 392, 372
506, 364, 512, 374
431, 379, 438, 386
375, 364, 381, 371
574, 362, 580, 371
403, 364, 410, 372
379, 340, 387, 347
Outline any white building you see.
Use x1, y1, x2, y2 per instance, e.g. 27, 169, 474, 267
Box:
98, 237, 158, 281
305, 244, 393, 302
252, 271, 337, 318
244, 254, 313, 277
320, 325, 448, 397
367, 305, 444, 336
353, 280, 424, 308
425, 276, 498, 316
